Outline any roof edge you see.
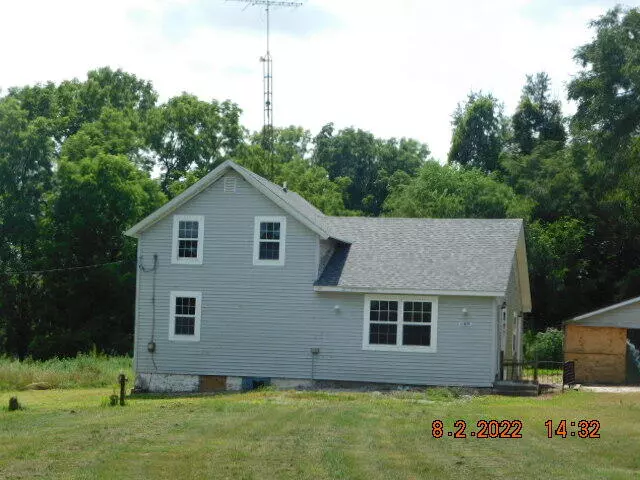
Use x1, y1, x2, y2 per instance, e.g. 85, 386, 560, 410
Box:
565, 295, 640, 324
516, 225, 532, 313
314, 285, 504, 297
124, 160, 332, 239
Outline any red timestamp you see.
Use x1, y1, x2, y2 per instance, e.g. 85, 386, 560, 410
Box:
432, 420, 523, 439
544, 419, 601, 438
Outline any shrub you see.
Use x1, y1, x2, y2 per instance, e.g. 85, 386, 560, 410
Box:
523, 328, 563, 363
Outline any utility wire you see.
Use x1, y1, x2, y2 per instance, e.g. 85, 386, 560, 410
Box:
0, 259, 129, 276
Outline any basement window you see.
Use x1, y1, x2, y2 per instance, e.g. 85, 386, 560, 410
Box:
172, 215, 204, 264
253, 216, 286, 266
169, 291, 201, 342
363, 295, 438, 352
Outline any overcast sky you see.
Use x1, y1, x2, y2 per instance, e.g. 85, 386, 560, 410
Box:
0, 0, 627, 160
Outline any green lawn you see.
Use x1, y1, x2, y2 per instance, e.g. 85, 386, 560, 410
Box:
1, 388, 639, 479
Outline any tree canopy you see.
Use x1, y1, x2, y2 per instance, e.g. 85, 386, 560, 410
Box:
1, 6, 640, 357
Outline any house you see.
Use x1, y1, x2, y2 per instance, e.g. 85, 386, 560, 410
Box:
124, 160, 532, 393
564, 296, 640, 384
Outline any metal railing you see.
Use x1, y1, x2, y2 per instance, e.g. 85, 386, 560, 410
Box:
501, 360, 565, 387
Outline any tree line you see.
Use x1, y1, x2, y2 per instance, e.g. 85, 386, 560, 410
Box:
0, 6, 638, 359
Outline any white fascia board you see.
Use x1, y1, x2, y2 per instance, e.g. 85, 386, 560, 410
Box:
124, 160, 332, 240
314, 285, 504, 297
516, 225, 532, 313
239, 169, 330, 240
124, 161, 232, 238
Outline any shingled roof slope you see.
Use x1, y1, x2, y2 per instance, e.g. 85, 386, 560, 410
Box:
316, 217, 522, 294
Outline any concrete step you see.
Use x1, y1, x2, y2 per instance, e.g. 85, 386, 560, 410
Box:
493, 381, 539, 397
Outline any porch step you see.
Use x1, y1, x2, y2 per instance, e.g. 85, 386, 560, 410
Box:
493, 381, 539, 397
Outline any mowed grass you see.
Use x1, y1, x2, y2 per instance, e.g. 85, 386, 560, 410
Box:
0, 355, 132, 391
1, 388, 639, 479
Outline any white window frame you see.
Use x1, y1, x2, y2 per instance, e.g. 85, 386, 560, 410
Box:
362, 294, 438, 352
169, 291, 202, 342
171, 215, 204, 265
253, 216, 286, 266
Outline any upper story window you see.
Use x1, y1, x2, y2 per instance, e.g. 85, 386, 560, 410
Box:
172, 215, 204, 264
253, 216, 286, 266
169, 291, 202, 342
363, 295, 438, 352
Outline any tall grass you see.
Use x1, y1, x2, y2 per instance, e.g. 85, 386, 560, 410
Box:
0, 354, 133, 391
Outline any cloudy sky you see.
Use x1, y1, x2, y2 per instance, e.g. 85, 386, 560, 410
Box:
0, 0, 626, 160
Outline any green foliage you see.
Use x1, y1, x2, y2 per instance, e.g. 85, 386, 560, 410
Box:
448, 92, 507, 173
274, 159, 353, 216
384, 161, 533, 219
568, 7, 640, 153
523, 328, 564, 363
511, 73, 566, 155
146, 94, 244, 195
0, 354, 133, 391
313, 124, 428, 215
501, 143, 588, 222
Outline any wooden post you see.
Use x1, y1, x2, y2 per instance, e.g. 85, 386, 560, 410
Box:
118, 374, 127, 406
534, 353, 539, 383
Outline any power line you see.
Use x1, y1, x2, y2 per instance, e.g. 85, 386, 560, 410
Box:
0, 259, 128, 276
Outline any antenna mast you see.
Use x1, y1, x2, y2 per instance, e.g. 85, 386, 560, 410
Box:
230, 0, 302, 173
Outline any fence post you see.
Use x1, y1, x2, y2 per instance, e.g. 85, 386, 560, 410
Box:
534, 353, 539, 383
118, 373, 127, 406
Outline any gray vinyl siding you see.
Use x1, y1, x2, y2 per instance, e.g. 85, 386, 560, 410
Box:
134, 173, 497, 387
504, 254, 522, 360
571, 302, 640, 328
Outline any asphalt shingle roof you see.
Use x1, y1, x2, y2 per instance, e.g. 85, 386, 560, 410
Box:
317, 217, 522, 293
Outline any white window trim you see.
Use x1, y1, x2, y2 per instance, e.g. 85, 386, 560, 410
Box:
171, 215, 204, 265
362, 294, 438, 353
169, 291, 202, 342
500, 305, 507, 353
253, 216, 286, 266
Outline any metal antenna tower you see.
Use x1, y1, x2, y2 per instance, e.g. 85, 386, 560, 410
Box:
230, 0, 302, 172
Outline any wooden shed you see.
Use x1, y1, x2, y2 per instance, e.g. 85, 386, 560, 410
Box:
564, 296, 640, 384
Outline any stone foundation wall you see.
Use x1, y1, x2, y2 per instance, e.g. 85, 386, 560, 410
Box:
135, 373, 200, 393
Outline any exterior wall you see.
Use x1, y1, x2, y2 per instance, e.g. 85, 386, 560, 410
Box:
503, 254, 523, 361
318, 239, 335, 277
564, 324, 627, 384
571, 302, 640, 328
134, 173, 499, 388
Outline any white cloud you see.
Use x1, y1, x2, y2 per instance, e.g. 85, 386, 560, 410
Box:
0, 0, 622, 160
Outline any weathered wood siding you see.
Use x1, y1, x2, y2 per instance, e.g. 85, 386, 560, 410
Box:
564, 324, 627, 384
134, 173, 498, 387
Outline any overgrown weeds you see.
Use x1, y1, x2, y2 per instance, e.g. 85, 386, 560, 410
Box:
0, 354, 132, 391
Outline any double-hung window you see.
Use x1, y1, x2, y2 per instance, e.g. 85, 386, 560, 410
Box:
363, 295, 438, 352
172, 215, 204, 264
253, 216, 286, 266
169, 291, 202, 341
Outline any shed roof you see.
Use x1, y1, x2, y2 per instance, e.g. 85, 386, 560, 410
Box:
565, 296, 640, 328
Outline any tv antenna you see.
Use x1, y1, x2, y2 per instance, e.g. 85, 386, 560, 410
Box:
230, 0, 302, 173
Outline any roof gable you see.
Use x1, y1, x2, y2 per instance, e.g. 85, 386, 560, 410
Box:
124, 160, 333, 239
